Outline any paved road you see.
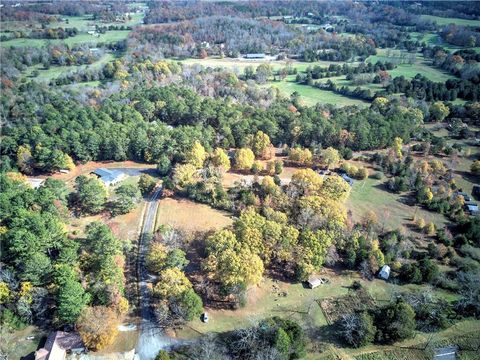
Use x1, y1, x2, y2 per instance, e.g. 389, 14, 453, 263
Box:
135, 187, 175, 360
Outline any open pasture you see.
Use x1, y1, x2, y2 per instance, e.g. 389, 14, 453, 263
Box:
155, 198, 233, 233
1, 30, 130, 48
421, 15, 480, 27
271, 79, 370, 107
346, 177, 449, 232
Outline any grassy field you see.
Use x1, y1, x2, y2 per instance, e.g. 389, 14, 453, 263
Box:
367, 49, 454, 82
179, 57, 355, 73
316, 76, 384, 93
176, 269, 458, 339
421, 15, 480, 27
2, 326, 47, 360
25, 53, 115, 82
346, 177, 448, 232
1, 30, 130, 48
270, 79, 370, 107
155, 198, 233, 233
411, 31, 480, 53
46, 13, 144, 31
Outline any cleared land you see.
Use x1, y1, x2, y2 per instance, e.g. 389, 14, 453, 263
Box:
271, 79, 370, 107
176, 269, 458, 339
25, 53, 115, 82
421, 15, 480, 27
1, 30, 130, 48
346, 177, 448, 232
155, 198, 233, 232
367, 49, 454, 82
179, 57, 355, 72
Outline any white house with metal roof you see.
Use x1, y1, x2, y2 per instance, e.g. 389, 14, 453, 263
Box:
91, 168, 126, 186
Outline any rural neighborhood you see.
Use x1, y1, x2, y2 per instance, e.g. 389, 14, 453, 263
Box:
1, 1, 479, 360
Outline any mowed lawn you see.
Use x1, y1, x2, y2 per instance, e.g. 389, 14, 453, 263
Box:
367, 49, 454, 82
177, 269, 458, 340
421, 15, 480, 27
25, 53, 115, 81
179, 57, 354, 72
1, 30, 130, 48
155, 198, 233, 232
346, 177, 448, 232
270, 80, 370, 107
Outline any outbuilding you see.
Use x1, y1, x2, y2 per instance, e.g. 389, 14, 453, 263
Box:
465, 202, 479, 215
307, 277, 327, 289
378, 265, 390, 280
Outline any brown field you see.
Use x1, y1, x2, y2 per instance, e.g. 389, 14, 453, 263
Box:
155, 197, 233, 232
68, 197, 145, 241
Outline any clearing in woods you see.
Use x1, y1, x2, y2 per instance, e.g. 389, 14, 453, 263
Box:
155, 198, 233, 232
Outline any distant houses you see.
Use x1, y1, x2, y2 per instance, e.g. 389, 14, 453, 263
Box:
91, 168, 126, 186
244, 53, 266, 59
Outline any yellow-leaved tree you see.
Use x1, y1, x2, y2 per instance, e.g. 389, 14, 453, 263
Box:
172, 163, 198, 188
320, 147, 340, 169
77, 306, 119, 351
203, 229, 264, 287
248, 131, 272, 159
210, 147, 231, 172
185, 141, 207, 168
153, 268, 192, 299
235, 148, 255, 170
289, 168, 323, 196
320, 175, 351, 202
146, 242, 168, 274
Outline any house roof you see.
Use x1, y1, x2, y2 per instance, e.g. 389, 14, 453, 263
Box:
92, 168, 124, 183
380, 265, 390, 274
35, 331, 84, 360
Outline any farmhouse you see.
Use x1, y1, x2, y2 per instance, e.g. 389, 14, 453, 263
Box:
35, 331, 85, 360
378, 265, 390, 280
91, 168, 126, 186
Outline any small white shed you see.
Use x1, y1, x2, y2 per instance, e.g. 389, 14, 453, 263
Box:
307, 277, 327, 289
378, 265, 391, 280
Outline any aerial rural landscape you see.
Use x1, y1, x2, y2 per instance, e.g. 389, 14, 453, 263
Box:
0, 1, 479, 359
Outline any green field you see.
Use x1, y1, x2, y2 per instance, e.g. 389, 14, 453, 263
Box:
367, 49, 454, 82
421, 15, 480, 27
179, 57, 355, 72
346, 176, 448, 232
47, 13, 144, 31
316, 76, 384, 93
411, 31, 480, 53
24, 53, 115, 82
271, 79, 370, 107
1, 30, 130, 48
